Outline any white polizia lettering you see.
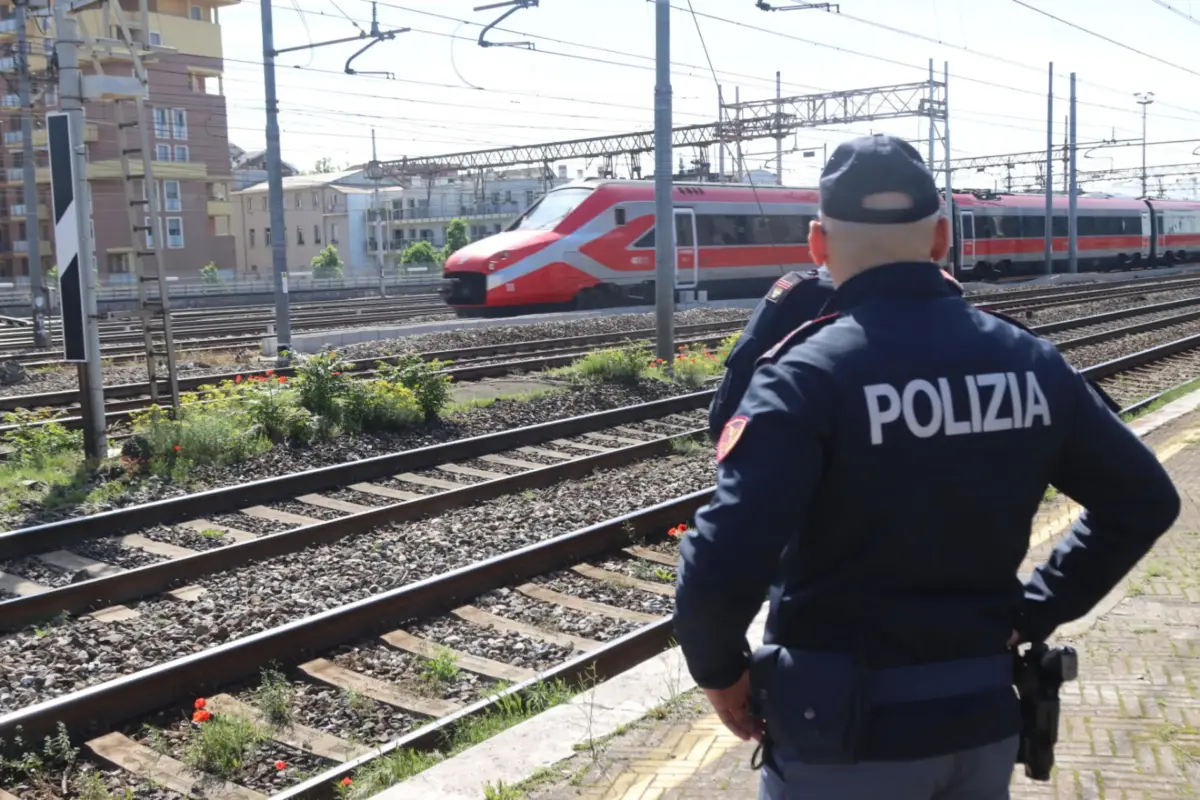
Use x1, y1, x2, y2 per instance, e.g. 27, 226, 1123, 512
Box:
864, 371, 1051, 445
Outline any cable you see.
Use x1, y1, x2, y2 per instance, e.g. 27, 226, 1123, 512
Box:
1147, 0, 1200, 27
1010, 0, 1200, 80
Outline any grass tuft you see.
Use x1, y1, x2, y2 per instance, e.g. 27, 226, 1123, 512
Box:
183, 714, 264, 779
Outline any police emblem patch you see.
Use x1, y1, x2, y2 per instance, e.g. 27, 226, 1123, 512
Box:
766, 277, 795, 302
716, 415, 749, 463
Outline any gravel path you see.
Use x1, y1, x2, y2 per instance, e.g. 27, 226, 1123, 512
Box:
472, 587, 643, 643
533, 571, 675, 618
1043, 301, 1200, 344
1005, 286, 1200, 327
1063, 317, 1200, 369
0, 380, 688, 532
407, 617, 575, 672
0, 451, 712, 713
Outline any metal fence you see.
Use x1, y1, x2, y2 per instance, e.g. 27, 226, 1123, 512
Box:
0, 271, 442, 305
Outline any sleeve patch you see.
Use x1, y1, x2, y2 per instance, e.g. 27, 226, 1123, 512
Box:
766, 277, 796, 302
715, 415, 749, 463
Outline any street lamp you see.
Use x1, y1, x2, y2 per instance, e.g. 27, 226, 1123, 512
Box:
1135, 91, 1155, 198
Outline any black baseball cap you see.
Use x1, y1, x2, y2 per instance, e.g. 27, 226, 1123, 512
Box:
819, 134, 941, 224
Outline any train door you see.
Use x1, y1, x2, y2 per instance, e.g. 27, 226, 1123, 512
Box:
959, 211, 977, 273
674, 209, 699, 289
1141, 210, 1152, 261
1157, 212, 1167, 264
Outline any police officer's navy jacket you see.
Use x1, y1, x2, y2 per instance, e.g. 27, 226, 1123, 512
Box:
708, 268, 836, 437
709, 267, 966, 438
674, 261, 1180, 762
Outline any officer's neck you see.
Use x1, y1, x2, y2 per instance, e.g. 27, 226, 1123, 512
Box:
827, 259, 938, 289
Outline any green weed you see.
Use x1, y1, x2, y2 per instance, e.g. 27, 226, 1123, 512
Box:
183, 714, 264, 779
565, 343, 652, 384
376, 356, 453, 421
421, 647, 461, 687
252, 666, 295, 728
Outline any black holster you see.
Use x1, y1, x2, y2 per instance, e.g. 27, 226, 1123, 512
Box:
1013, 642, 1078, 781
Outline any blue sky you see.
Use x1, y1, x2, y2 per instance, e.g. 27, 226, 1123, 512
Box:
216, 0, 1200, 197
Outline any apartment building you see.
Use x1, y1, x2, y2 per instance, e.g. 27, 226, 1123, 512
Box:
366, 168, 565, 257
232, 171, 381, 278
0, 0, 238, 283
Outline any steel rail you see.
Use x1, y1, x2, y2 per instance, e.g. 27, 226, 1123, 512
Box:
0, 488, 711, 746
0, 391, 712, 561
0, 320, 741, 412
978, 278, 1200, 313
1029, 294, 1200, 335
0, 428, 705, 632
1052, 309, 1200, 351
1078, 331, 1200, 381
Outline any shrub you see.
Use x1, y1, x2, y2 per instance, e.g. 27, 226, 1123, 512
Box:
183, 713, 264, 779
295, 351, 354, 419
311, 245, 345, 280
376, 356, 452, 421
666, 344, 723, 389
342, 381, 422, 434
568, 342, 651, 384
1, 409, 82, 467
199, 262, 222, 284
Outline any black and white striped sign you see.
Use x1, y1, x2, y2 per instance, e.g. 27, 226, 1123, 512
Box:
46, 111, 85, 362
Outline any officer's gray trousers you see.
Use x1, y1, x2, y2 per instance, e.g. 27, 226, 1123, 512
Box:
759, 736, 1019, 800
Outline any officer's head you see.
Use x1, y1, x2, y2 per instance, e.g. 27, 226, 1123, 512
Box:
809, 133, 950, 285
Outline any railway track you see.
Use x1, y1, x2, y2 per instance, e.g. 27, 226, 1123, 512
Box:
975, 275, 1200, 315
3, 328, 1200, 796
0, 320, 745, 419
0, 396, 709, 798
0, 298, 452, 367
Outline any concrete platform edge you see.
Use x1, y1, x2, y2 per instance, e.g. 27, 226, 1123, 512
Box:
368, 389, 1200, 799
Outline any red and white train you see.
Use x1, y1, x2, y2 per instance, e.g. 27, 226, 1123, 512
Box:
439, 180, 1200, 315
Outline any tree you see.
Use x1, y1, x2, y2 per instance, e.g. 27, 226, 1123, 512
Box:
199, 262, 222, 284
311, 244, 344, 280
442, 218, 470, 260
313, 157, 337, 174
399, 240, 441, 267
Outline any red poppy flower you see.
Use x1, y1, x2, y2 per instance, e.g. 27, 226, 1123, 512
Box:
341, 777, 353, 787
194, 698, 206, 710
192, 709, 211, 723
275, 760, 287, 770
265, 369, 274, 377
235, 375, 242, 384
278, 376, 287, 384
333, 372, 342, 377
173, 445, 182, 453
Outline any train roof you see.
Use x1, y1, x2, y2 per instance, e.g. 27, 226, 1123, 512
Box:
951, 192, 1149, 211
1146, 198, 1200, 210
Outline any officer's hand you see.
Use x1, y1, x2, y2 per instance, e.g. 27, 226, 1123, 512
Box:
1008, 630, 1021, 648
702, 671, 762, 743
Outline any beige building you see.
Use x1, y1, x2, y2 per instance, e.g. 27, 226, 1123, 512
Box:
0, 0, 239, 283
232, 172, 376, 278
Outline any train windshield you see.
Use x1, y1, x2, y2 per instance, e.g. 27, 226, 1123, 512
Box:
509, 188, 594, 231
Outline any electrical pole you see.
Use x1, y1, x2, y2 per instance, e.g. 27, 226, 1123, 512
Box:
653, 0, 674, 364
717, 84, 725, 182
16, 0, 48, 348
1044, 62, 1054, 276
1135, 91, 1155, 198
370, 127, 386, 298
53, 4, 106, 459
261, 1, 408, 362
1068, 72, 1078, 274
775, 71, 784, 185
927, 58, 935, 171
942, 61, 952, 272
261, 0, 290, 363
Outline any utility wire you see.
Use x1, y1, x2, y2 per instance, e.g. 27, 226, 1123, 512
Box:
1010, 0, 1200, 79
1147, 0, 1200, 27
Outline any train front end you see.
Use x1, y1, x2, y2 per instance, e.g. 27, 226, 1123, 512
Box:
439, 186, 599, 315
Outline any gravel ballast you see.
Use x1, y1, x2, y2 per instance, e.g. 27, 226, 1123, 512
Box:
472, 587, 644, 643
0, 380, 689, 532
0, 451, 710, 713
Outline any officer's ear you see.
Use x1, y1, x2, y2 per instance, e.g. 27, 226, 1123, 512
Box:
931, 215, 951, 262
809, 219, 828, 266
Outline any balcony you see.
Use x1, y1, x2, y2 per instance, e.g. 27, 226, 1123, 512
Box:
4, 168, 21, 182
74, 9, 226, 62
10, 204, 48, 219
13, 239, 51, 254
29, 124, 98, 148
1, 95, 19, 108
369, 200, 526, 224
206, 199, 233, 217
0, 19, 20, 36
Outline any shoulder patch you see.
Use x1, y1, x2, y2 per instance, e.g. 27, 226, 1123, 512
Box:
765, 271, 810, 303
715, 415, 749, 463
756, 312, 841, 366
940, 269, 964, 296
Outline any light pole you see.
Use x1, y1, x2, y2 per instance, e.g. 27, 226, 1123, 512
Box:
1135, 91, 1155, 198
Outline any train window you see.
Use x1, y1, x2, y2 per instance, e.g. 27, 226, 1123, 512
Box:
1022, 216, 1045, 238
960, 215, 974, 239
1078, 216, 1095, 236
974, 216, 996, 239
634, 228, 655, 248
760, 215, 811, 245
614, 208, 626, 226
1052, 216, 1068, 237
675, 215, 695, 247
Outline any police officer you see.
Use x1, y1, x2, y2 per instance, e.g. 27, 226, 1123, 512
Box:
673, 133, 1180, 799
709, 253, 964, 438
